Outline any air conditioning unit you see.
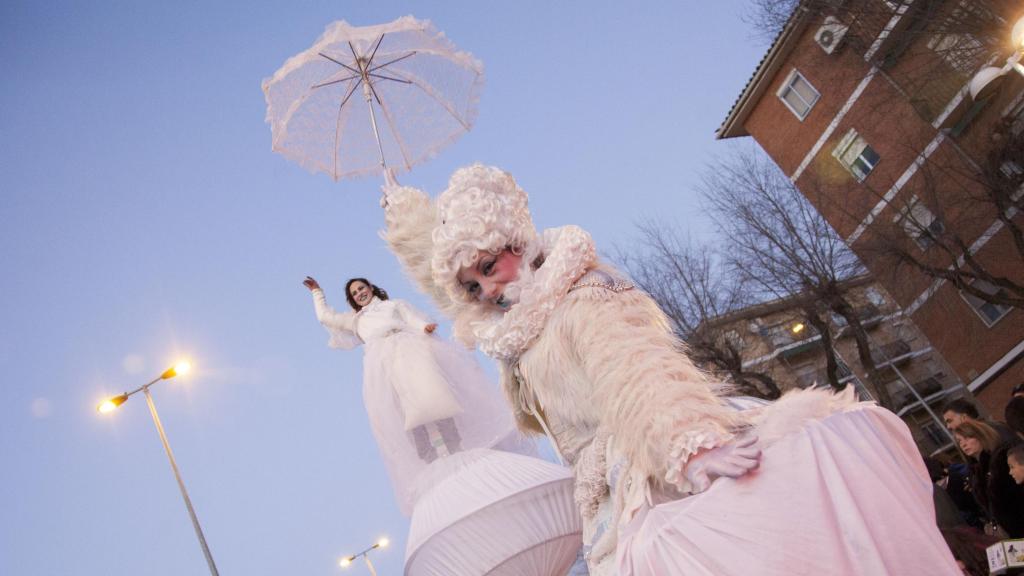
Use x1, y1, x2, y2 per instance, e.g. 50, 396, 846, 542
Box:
815, 16, 849, 54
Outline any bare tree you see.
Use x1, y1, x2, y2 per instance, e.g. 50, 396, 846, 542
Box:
616, 223, 783, 399
701, 147, 897, 409
852, 122, 1024, 310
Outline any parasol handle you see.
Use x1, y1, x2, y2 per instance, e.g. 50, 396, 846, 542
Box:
379, 168, 401, 209
364, 83, 387, 170
361, 82, 393, 207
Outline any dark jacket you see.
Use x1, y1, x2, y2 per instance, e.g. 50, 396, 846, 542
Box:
968, 442, 1024, 538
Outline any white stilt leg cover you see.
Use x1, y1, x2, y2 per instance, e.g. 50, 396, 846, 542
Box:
405, 448, 582, 576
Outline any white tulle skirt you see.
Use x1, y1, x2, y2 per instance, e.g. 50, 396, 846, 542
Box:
361, 332, 525, 515
617, 405, 961, 575
405, 449, 582, 576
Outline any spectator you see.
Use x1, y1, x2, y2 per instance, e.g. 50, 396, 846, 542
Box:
924, 457, 967, 530
1012, 382, 1024, 399
954, 421, 1024, 538
1009, 444, 1024, 486
943, 460, 987, 530
1006, 396, 1024, 438
942, 398, 1018, 444
943, 398, 981, 429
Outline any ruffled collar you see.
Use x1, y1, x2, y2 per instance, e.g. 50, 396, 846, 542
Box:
470, 226, 596, 360
357, 296, 383, 313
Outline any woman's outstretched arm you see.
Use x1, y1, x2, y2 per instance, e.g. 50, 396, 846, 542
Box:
304, 276, 359, 348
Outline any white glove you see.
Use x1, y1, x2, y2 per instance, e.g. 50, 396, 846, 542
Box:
380, 168, 401, 208
683, 435, 761, 493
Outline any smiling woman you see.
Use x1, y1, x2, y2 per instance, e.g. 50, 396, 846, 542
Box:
302, 273, 583, 575
302, 274, 524, 514
954, 420, 1024, 538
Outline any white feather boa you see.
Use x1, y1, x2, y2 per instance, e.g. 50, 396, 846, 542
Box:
469, 226, 596, 359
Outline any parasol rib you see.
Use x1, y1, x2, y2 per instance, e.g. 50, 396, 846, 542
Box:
333, 78, 363, 180
383, 67, 473, 130
317, 52, 360, 76
311, 73, 360, 90
366, 33, 385, 68
371, 83, 415, 171
369, 51, 417, 72
368, 72, 412, 84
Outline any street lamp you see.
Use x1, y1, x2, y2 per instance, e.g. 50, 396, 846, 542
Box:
339, 537, 389, 575
97, 360, 220, 576
969, 15, 1024, 100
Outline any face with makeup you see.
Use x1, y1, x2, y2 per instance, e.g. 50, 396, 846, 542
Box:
348, 280, 374, 308
456, 249, 524, 309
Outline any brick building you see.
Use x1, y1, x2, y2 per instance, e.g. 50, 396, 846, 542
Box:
717, 0, 1024, 418
700, 276, 961, 454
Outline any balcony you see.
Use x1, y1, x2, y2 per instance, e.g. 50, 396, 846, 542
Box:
857, 304, 883, 329
830, 304, 882, 330
778, 337, 822, 359
893, 375, 950, 416
870, 339, 912, 366
795, 362, 855, 389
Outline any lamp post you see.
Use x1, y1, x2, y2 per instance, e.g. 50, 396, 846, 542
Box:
339, 537, 389, 575
98, 361, 220, 576
969, 15, 1024, 100
788, 320, 955, 446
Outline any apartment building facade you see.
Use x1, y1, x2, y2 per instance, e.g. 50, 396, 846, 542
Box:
700, 277, 962, 454
718, 0, 1024, 417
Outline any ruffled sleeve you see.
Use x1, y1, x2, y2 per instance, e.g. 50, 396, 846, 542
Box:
566, 287, 743, 498
311, 289, 362, 350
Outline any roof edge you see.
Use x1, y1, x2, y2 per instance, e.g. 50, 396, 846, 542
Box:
717, 6, 814, 140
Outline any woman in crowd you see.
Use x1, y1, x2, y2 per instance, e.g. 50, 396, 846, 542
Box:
954, 420, 1024, 538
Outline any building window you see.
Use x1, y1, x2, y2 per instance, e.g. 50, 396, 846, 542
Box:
832, 129, 880, 181
1009, 98, 1024, 136
1000, 160, 1023, 179
926, 1, 998, 77
721, 329, 746, 350
865, 287, 887, 308
894, 195, 944, 250
960, 278, 1011, 327
777, 70, 820, 120
927, 33, 985, 76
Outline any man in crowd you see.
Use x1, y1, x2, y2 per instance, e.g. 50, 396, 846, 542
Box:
942, 398, 1018, 443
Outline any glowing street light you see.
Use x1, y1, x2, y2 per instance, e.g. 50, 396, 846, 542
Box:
339, 536, 390, 575
98, 360, 219, 576
969, 15, 1024, 100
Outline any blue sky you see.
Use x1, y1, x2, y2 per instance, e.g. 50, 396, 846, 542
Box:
0, 1, 765, 574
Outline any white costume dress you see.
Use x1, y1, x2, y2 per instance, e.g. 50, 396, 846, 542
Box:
310, 290, 526, 514
312, 289, 584, 575
384, 164, 961, 575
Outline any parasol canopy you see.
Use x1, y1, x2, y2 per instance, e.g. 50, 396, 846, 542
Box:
262, 16, 484, 181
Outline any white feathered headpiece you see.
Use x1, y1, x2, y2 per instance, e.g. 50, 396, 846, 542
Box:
382, 164, 540, 345
432, 164, 537, 303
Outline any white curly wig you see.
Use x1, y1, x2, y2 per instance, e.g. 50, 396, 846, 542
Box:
431, 164, 538, 303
